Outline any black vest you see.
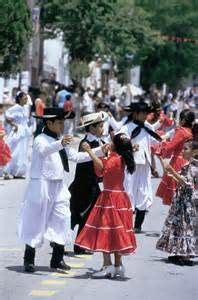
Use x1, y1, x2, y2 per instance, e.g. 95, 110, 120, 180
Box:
69, 137, 101, 229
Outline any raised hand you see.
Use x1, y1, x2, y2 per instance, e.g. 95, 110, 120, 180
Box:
101, 143, 110, 155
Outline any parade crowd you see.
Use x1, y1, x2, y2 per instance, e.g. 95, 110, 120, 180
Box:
0, 79, 197, 279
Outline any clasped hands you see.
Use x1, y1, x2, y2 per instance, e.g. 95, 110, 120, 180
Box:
81, 141, 110, 155
61, 135, 73, 147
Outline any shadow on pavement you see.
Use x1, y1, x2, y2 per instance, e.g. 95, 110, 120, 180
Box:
6, 265, 52, 275
144, 231, 161, 237
149, 257, 198, 266
71, 268, 131, 281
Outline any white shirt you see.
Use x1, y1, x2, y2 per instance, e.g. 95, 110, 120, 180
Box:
30, 133, 103, 180
118, 121, 154, 165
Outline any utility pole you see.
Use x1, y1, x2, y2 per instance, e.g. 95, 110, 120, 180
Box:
23, 0, 41, 88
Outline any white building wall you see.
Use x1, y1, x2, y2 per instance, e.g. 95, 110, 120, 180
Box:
44, 34, 70, 85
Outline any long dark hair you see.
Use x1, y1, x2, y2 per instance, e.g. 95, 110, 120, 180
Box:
113, 133, 136, 174
179, 109, 195, 128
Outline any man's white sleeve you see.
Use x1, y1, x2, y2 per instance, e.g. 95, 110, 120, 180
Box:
66, 146, 104, 163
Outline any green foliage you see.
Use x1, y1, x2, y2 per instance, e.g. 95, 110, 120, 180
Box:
136, 0, 198, 89
41, 0, 160, 73
41, 0, 198, 88
0, 0, 32, 75
69, 59, 89, 83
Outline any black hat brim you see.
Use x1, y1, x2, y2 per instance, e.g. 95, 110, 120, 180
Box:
32, 110, 75, 120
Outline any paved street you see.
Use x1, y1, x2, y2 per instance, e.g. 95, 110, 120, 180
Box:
0, 138, 197, 300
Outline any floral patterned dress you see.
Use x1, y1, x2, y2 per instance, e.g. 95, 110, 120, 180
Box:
156, 161, 197, 256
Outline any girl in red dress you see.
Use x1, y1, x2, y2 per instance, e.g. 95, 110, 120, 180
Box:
75, 133, 137, 279
153, 109, 195, 205
147, 102, 174, 177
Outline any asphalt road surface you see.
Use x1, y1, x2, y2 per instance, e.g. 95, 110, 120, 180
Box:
0, 138, 197, 300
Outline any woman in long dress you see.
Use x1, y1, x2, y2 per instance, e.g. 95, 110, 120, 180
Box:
4, 92, 32, 178
154, 109, 195, 205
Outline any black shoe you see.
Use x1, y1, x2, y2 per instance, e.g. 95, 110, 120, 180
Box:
24, 245, 35, 272
50, 260, 71, 271
24, 262, 35, 273
168, 256, 184, 266
182, 259, 194, 266
13, 176, 26, 179
134, 227, 142, 234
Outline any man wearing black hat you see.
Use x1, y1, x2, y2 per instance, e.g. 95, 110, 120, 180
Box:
18, 108, 104, 272
118, 102, 162, 233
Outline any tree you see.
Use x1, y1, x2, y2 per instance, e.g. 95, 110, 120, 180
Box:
41, 0, 160, 83
0, 0, 32, 75
136, 0, 198, 89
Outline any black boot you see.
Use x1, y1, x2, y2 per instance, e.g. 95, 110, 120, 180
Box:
134, 209, 146, 233
50, 243, 71, 271
24, 245, 35, 272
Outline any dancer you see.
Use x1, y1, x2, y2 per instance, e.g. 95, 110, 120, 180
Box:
156, 140, 198, 266
18, 108, 105, 273
4, 92, 32, 179
118, 101, 162, 233
75, 133, 137, 279
154, 109, 195, 205
69, 112, 108, 254
147, 101, 174, 177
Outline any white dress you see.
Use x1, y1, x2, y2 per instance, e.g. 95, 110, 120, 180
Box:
4, 104, 31, 177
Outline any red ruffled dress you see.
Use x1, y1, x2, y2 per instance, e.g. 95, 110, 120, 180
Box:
75, 152, 137, 255
153, 126, 192, 205
0, 127, 11, 167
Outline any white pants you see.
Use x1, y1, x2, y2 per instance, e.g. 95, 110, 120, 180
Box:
18, 179, 73, 248
124, 161, 153, 211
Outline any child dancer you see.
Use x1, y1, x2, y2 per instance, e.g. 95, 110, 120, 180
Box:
156, 140, 198, 265
75, 133, 137, 279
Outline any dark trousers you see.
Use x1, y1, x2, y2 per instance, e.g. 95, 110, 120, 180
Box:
24, 245, 35, 264
134, 209, 146, 230
74, 217, 87, 253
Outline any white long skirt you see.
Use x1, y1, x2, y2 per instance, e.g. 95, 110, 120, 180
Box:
18, 179, 73, 248
124, 160, 153, 211
4, 128, 30, 176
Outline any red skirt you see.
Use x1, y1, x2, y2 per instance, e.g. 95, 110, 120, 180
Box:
75, 190, 137, 255
156, 155, 187, 205
0, 140, 11, 166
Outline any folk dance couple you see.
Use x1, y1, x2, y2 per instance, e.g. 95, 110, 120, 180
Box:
18, 102, 161, 278
73, 101, 162, 278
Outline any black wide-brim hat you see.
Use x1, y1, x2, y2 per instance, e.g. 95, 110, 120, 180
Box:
123, 101, 152, 113
32, 107, 75, 119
